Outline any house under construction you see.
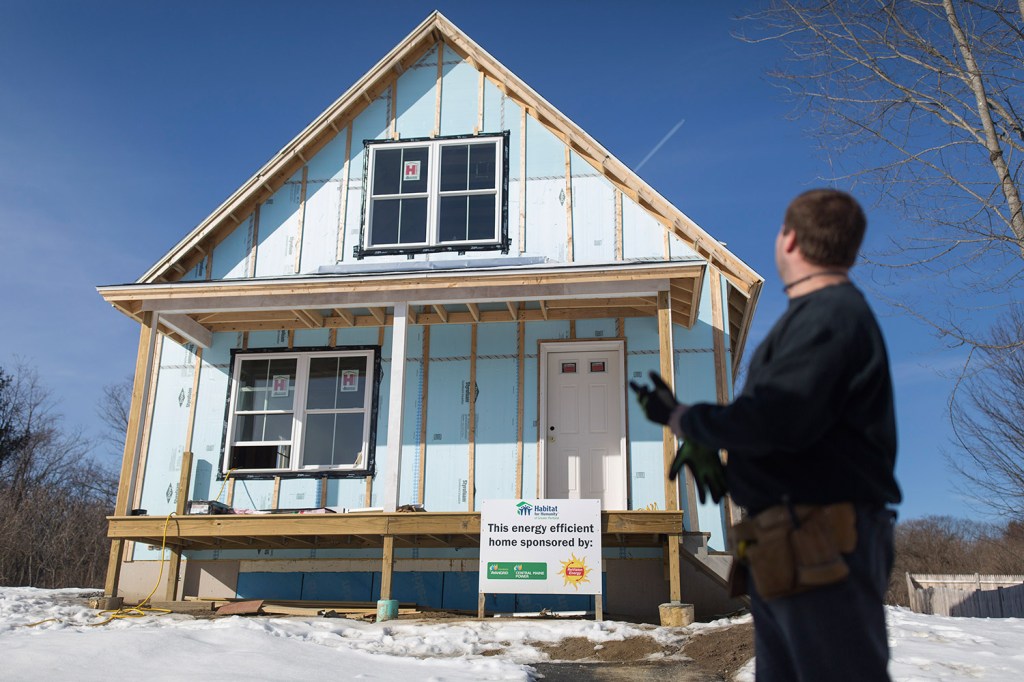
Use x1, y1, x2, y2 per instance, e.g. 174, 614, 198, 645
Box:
98, 11, 763, 622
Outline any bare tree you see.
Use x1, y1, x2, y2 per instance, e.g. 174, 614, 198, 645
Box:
97, 376, 132, 455
947, 305, 1024, 516
887, 515, 1024, 604
0, 363, 117, 588
738, 1, 1024, 347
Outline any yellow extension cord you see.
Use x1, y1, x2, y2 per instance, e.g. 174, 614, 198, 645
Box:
26, 470, 237, 628
23, 513, 176, 627
90, 512, 176, 625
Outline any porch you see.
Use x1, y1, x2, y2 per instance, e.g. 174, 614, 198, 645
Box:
106, 508, 698, 612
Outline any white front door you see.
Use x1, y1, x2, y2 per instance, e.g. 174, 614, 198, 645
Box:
544, 345, 626, 509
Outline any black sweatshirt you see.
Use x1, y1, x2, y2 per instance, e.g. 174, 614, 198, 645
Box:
678, 282, 901, 515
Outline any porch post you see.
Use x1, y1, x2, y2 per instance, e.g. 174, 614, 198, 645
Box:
657, 292, 683, 603
709, 268, 742, 532
383, 302, 409, 513
104, 311, 160, 597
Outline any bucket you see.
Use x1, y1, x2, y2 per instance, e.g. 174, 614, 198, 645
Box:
376, 599, 399, 622
658, 602, 695, 627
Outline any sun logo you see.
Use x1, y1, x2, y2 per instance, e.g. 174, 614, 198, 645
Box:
557, 553, 592, 590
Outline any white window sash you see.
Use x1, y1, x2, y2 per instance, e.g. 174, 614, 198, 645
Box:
365, 136, 503, 250
224, 350, 374, 474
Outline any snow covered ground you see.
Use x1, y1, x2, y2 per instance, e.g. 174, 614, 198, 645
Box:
2, 587, 1023, 681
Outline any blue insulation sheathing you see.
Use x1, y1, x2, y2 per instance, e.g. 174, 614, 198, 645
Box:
569, 150, 616, 263
473, 355, 518, 507
574, 318, 617, 340
298, 177, 341, 274
301, 572, 375, 601
395, 45, 437, 139
254, 170, 304, 277
188, 332, 235, 501
132, 340, 200, 560
439, 58, 478, 137
399, 326, 424, 508
623, 350, 665, 512
622, 193, 664, 260
211, 213, 253, 280
423, 324, 471, 511
349, 93, 390, 181
138, 340, 196, 516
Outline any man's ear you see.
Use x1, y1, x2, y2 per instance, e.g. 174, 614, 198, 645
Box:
780, 228, 799, 254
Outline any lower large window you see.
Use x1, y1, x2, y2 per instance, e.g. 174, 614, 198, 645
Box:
225, 349, 378, 474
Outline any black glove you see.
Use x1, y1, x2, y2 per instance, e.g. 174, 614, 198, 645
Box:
669, 440, 727, 504
629, 371, 678, 426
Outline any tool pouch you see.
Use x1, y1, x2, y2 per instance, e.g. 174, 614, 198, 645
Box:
728, 502, 857, 600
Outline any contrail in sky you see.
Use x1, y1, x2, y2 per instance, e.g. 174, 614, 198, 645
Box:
635, 117, 686, 171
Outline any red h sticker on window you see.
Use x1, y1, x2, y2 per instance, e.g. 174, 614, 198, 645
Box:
271, 375, 290, 397
340, 369, 359, 392
403, 160, 421, 181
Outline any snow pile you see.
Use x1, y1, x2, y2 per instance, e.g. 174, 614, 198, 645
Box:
4, 587, 1024, 680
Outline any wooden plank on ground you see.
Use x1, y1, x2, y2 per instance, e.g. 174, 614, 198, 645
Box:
217, 599, 264, 616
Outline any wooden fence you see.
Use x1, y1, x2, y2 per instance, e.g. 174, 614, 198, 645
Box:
906, 574, 1024, 618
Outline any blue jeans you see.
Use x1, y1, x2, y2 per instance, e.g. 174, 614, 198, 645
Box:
749, 505, 896, 682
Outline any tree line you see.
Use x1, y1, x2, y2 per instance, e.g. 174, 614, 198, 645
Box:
0, 364, 117, 588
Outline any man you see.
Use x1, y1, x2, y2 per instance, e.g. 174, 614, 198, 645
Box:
633, 189, 901, 681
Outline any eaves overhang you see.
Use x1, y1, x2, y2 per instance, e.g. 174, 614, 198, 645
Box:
98, 258, 708, 349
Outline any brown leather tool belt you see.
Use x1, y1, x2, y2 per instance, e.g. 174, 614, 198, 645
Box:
727, 502, 857, 600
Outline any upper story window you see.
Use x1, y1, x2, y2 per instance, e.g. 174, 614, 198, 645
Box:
224, 348, 379, 476
355, 133, 510, 257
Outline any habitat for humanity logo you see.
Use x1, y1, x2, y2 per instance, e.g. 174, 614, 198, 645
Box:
533, 504, 559, 519
516, 501, 532, 516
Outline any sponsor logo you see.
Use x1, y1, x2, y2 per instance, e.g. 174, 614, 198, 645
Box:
487, 562, 547, 580
516, 501, 532, 516
558, 553, 593, 590
533, 504, 559, 519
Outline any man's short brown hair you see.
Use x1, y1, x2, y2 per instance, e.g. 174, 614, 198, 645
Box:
783, 189, 866, 268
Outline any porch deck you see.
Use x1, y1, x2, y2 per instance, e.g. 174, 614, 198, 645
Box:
107, 510, 695, 609
107, 510, 693, 550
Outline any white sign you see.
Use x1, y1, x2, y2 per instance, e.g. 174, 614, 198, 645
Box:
403, 160, 421, 181
480, 499, 602, 595
271, 375, 290, 397
340, 369, 359, 392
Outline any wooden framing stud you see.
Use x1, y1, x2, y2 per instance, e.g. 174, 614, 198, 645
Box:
565, 146, 574, 262
515, 317, 525, 498
432, 304, 449, 323
293, 165, 309, 274
467, 323, 478, 512
466, 302, 480, 322
519, 107, 527, 254
418, 326, 431, 505
505, 301, 517, 321
433, 40, 444, 137
369, 307, 387, 325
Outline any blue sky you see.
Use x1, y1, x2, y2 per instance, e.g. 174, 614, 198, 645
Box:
0, 1, 977, 520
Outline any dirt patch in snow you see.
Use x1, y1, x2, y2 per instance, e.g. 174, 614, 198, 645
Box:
538, 635, 672, 662
682, 622, 755, 680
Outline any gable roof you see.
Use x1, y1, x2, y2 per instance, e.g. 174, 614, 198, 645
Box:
141, 12, 760, 292
124, 11, 762, 370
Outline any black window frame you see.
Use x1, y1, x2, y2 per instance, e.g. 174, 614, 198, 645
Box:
219, 345, 382, 481
354, 132, 511, 259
